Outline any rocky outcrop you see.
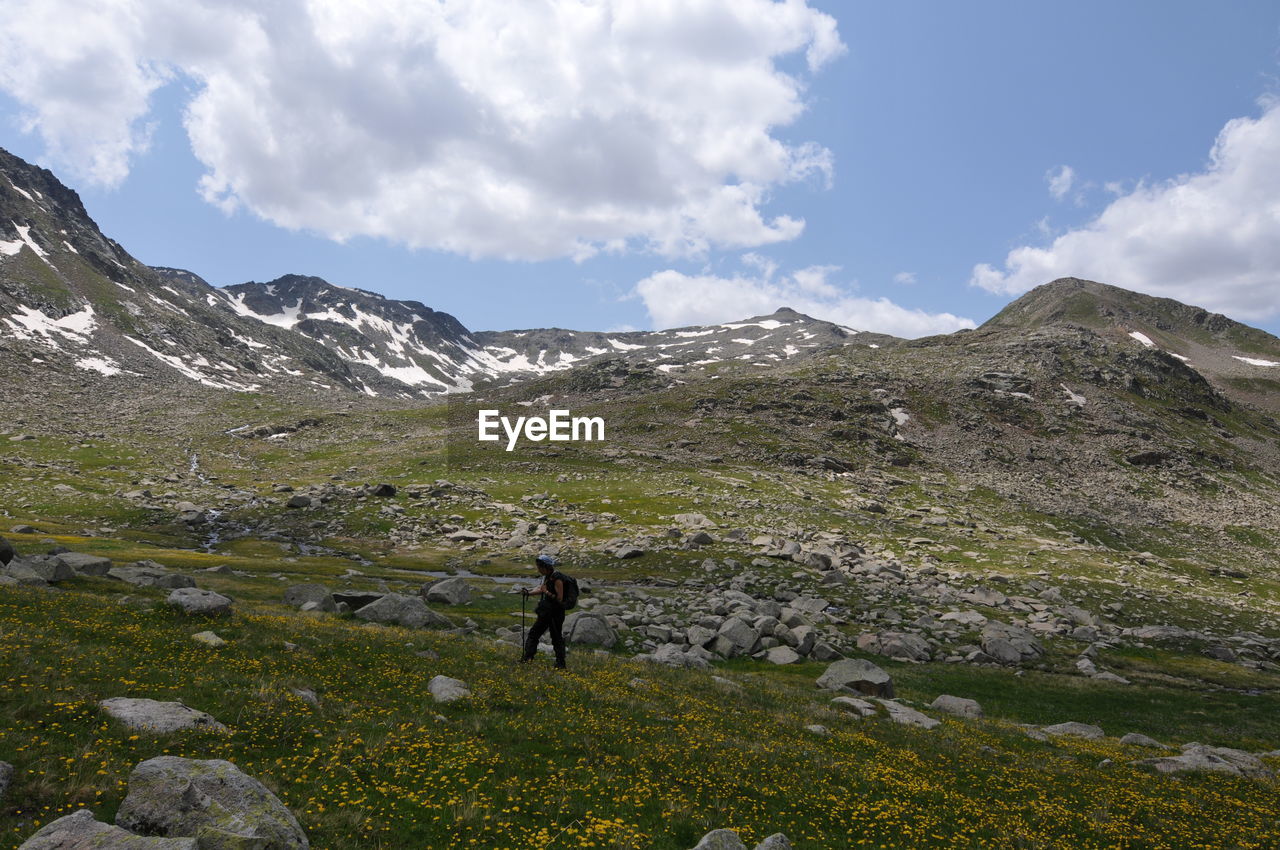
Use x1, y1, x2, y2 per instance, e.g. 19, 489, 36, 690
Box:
100, 698, 226, 734
115, 757, 309, 849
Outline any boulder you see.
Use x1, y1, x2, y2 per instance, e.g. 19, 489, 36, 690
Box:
100, 698, 226, 733
13, 555, 74, 582
929, 695, 982, 718
980, 621, 1043, 664
715, 617, 761, 657
370, 483, 397, 498
830, 696, 877, 717
816, 658, 894, 698
54, 552, 112, 576
115, 756, 309, 849
645, 643, 711, 670
428, 675, 471, 703
874, 699, 941, 730
354, 594, 453, 629
615, 546, 645, 559
673, 513, 717, 529
111, 565, 195, 588
286, 495, 314, 509
2, 561, 49, 586
191, 631, 226, 648
283, 584, 336, 612
689, 830, 792, 850
565, 613, 617, 648
858, 631, 931, 662
1041, 722, 1105, 740
1120, 732, 1167, 749
17, 809, 198, 849
764, 646, 800, 665
424, 577, 472, 606
691, 830, 747, 850
166, 588, 233, 617
1132, 744, 1273, 779
0, 535, 15, 565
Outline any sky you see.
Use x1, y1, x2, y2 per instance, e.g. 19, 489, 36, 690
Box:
1, 0, 1279, 338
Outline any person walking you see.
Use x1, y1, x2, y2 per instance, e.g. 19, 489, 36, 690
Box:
521, 554, 569, 669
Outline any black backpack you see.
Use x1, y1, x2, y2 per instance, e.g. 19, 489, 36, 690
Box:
553, 571, 580, 610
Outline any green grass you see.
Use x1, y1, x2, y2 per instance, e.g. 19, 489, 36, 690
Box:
2, 584, 1279, 849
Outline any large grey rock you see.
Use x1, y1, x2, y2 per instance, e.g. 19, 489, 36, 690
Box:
830, 696, 877, 717
565, 612, 617, 648
0, 760, 12, 801
1132, 744, 1273, 779
1119, 732, 1167, 749
13, 555, 74, 582
116, 756, 309, 849
858, 631, 931, 662
930, 694, 983, 718
673, 512, 717, 529
2, 561, 49, 586
764, 646, 800, 665
17, 809, 198, 849
54, 552, 112, 576
874, 699, 941, 730
688, 830, 791, 850
354, 594, 453, 629
100, 698, 226, 734
283, 584, 336, 612
428, 675, 471, 703
424, 577, 472, 606
166, 588, 232, 617
645, 643, 711, 669
0, 535, 13, 565
690, 830, 747, 850
715, 617, 761, 657
980, 621, 1043, 664
112, 565, 195, 588
1041, 722, 1105, 740
816, 658, 894, 698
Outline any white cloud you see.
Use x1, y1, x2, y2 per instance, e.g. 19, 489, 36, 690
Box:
974, 100, 1280, 322
634, 266, 975, 338
892, 271, 916, 286
1046, 165, 1074, 201
0, 0, 843, 261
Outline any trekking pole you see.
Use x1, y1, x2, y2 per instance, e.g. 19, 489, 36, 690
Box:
520, 590, 527, 660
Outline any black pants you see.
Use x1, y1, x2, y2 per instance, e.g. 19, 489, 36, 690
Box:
523, 604, 566, 667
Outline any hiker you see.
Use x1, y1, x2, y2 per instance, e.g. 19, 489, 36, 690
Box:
521, 554, 573, 668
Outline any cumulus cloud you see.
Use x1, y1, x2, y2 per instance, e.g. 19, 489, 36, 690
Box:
634, 266, 975, 338
1046, 165, 1075, 201
892, 271, 916, 285
974, 100, 1280, 322
0, 0, 843, 261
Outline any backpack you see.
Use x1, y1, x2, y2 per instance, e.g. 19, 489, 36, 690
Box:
553, 570, 580, 610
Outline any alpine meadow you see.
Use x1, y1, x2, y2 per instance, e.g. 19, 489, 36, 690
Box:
2, 3, 1280, 849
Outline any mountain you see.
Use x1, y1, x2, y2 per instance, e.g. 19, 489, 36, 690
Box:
0, 148, 371, 397
0, 146, 887, 399
983, 277, 1280, 413
216, 276, 891, 393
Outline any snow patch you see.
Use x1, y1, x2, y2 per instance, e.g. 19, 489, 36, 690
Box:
721, 319, 785, 331
608, 338, 645, 351
1233, 355, 1278, 367
1129, 331, 1155, 348
1060, 384, 1086, 406
75, 356, 122, 376
890, 407, 910, 426
2, 304, 96, 344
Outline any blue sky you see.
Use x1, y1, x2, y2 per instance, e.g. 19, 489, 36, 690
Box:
2, 1, 1278, 336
